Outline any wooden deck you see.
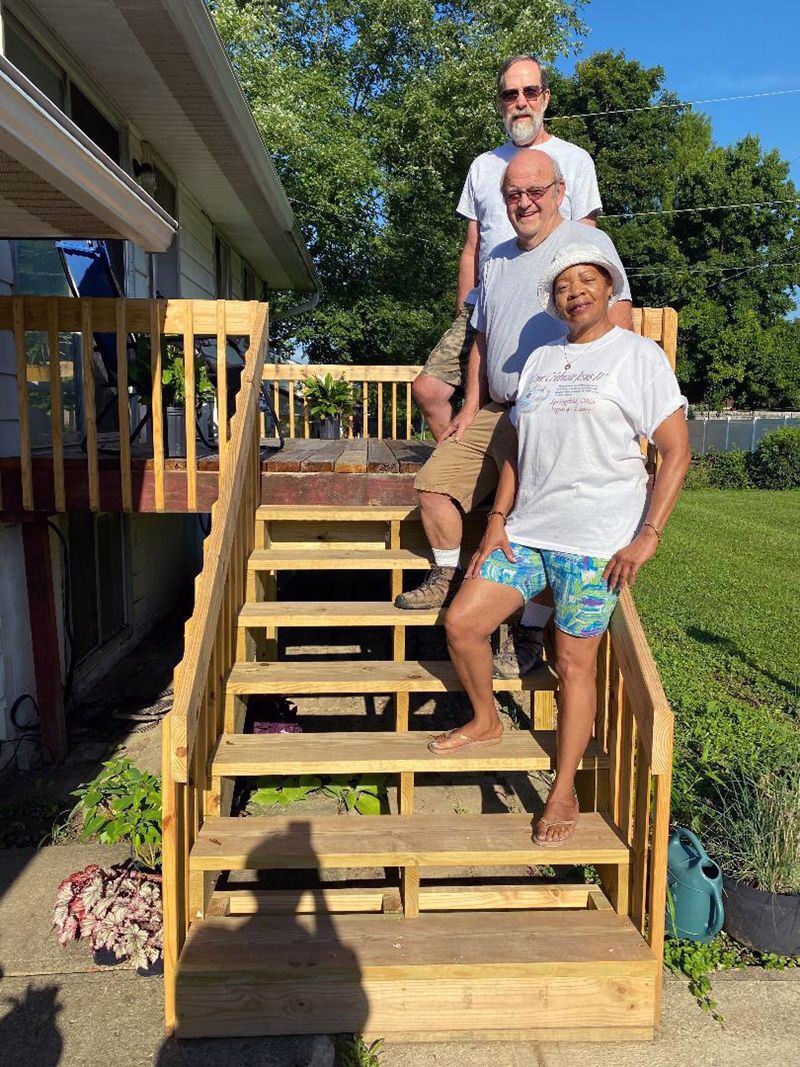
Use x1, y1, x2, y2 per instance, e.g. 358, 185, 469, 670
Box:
0, 438, 432, 515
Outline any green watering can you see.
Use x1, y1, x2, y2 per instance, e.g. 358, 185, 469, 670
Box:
665, 827, 724, 943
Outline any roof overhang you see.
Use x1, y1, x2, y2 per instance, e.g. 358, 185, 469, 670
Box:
18, 0, 319, 292
0, 55, 177, 251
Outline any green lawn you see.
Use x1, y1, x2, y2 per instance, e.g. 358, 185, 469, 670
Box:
634, 490, 800, 824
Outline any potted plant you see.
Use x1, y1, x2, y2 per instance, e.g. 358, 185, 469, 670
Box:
708, 768, 800, 955
53, 862, 163, 975
303, 372, 353, 439
129, 339, 215, 458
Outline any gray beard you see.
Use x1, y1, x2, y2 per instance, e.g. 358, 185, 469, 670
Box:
504, 112, 543, 145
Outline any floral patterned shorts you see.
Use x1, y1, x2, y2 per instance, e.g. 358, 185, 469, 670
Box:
480, 543, 618, 638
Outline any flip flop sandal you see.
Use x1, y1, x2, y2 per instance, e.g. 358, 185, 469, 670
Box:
532, 816, 579, 847
427, 729, 503, 755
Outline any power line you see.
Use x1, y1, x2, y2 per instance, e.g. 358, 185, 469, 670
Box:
625, 257, 800, 278
603, 198, 800, 220
549, 87, 800, 122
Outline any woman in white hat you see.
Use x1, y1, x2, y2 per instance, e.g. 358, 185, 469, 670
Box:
430, 242, 691, 846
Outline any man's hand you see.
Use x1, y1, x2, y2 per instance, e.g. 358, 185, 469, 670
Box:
466, 515, 515, 579
440, 405, 478, 444
602, 529, 659, 591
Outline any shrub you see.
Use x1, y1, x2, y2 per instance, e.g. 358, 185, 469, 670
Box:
683, 453, 711, 490
71, 758, 162, 869
704, 448, 750, 489
748, 427, 800, 489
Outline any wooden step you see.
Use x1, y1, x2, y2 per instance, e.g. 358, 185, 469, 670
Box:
175, 909, 657, 1039
248, 548, 432, 571
239, 601, 444, 627
190, 812, 628, 871
226, 660, 558, 695
257, 504, 420, 522
210, 730, 607, 777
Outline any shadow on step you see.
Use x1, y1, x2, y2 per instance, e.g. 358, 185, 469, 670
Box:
165, 821, 370, 1045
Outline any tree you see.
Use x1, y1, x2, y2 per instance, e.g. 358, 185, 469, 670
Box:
549, 51, 800, 407
210, 0, 586, 362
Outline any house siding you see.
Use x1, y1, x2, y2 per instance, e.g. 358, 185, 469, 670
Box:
0, 240, 18, 457
177, 188, 215, 299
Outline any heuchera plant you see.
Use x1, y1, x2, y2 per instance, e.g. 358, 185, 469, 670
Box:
53, 863, 163, 970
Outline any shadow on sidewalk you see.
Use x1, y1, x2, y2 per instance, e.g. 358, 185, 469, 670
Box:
0, 967, 63, 1067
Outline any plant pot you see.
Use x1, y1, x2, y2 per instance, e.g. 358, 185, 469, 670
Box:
317, 415, 341, 440
136, 957, 164, 978
163, 405, 187, 458
92, 946, 123, 968
723, 875, 800, 955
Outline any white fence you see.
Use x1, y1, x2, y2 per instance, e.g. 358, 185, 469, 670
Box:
688, 413, 800, 454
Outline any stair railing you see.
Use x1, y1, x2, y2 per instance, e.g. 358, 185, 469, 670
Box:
161, 301, 268, 1033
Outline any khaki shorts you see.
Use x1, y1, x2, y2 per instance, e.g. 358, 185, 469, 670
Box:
419, 301, 476, 389
415, 402, 517, 511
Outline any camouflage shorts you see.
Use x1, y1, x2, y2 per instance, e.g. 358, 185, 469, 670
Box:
419, 302, 477, 389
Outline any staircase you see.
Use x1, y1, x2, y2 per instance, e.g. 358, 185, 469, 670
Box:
164, 491, 674, 1042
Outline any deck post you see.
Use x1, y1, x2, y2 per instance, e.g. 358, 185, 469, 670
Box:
21, 516, 67, 761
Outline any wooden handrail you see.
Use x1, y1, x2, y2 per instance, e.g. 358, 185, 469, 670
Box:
608, 588, 673, 775
168, 302, 268, 781
267, 363, 421, 382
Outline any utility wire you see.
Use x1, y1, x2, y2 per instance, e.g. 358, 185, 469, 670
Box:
603, 197, 800, 220
549, 87, 800, 121
624, 257, 800, 278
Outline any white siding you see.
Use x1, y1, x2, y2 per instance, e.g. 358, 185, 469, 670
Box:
230, 250, 243, 300
177, 187, 215, 299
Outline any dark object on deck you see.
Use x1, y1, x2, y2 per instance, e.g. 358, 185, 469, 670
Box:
723, 876, 800, 955
317, 415, 341, 439
164, 407, 187, 458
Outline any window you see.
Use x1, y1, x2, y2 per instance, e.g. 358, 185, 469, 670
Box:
67, 512, 129, 663
4, 19, 66, 107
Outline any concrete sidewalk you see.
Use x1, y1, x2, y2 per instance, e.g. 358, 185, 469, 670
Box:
1, 843, 797, 1066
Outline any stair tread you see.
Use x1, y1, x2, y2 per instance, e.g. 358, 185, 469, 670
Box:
257, 505, 420, 521
248, 548, 432, 570
227, 660, 558, 694
239, 601, 445, 626
179, 909, 656, 977
190, 812, 628, 870
211, 730, 607, 775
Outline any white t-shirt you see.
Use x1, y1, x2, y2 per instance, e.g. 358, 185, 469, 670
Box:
506, 327, 687, 559
457, 137, 602, 304
473, 219, 631, 404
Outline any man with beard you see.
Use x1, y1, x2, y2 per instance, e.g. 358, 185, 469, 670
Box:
397, 149, 633, 681
411, 54, 604, 443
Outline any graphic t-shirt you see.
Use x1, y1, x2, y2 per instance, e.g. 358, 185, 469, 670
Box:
457, 136, 602, 304
506, 327, 688, 559
473, 220, 631, 404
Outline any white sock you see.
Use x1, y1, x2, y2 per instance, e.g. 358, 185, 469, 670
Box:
521, 602, 552, 629
432, 546, 461, 569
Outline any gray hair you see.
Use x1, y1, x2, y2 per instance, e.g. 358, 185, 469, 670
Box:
497, 55, 549, 96
500, 152, 563, 191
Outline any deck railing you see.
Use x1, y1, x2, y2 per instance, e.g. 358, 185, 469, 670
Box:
0, 297, 263, 513
0, 301, 677, 512
161, 301, 269, 1031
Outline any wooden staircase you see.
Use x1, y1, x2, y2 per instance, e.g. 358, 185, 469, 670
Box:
164, 489, 674, 1042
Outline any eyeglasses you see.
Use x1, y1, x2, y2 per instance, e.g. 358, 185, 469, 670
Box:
499, 85, 547, 105
502, 180, 557, 206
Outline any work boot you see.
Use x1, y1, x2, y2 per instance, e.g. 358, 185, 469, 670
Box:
493, 623, 545, 678
394, 566, 463, 610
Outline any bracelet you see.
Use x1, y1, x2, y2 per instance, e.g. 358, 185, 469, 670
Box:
487, 509, 507, 523
643, 521, 661, 540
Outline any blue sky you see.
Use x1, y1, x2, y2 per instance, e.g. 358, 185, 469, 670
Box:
556, 0, 800, 187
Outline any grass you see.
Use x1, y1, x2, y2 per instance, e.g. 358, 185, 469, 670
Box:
634, 490, 800, 826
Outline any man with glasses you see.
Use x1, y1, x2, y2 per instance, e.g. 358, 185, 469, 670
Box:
397, 148, 632, 679
412, 54, 603, 443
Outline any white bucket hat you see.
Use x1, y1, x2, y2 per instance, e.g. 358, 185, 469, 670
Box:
537, 242, 627, 319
